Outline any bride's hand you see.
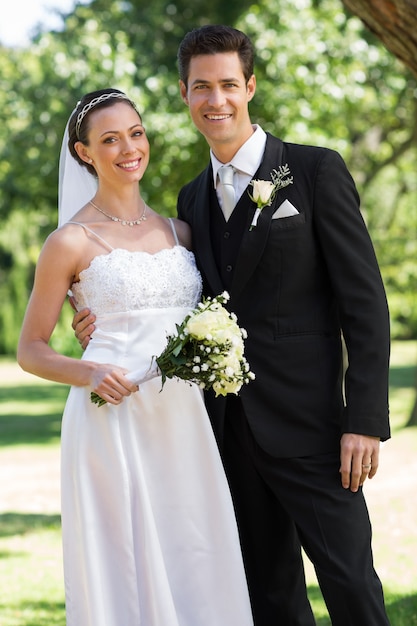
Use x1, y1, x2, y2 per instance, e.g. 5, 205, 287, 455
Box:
90, 365, 139, 405
72, 306, 96, 350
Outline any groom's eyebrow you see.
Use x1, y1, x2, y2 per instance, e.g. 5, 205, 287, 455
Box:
191, 77, 241, 86
190, 78, 210, 86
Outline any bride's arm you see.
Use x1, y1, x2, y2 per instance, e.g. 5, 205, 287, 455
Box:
17, 228, 137, 403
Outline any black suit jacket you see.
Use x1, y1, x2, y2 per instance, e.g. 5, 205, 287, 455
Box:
177, 133, 390, 457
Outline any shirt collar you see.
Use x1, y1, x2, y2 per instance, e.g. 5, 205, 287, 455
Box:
211, 125, 267, 187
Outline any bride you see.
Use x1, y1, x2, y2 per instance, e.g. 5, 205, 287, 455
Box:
17, 88, 253, 625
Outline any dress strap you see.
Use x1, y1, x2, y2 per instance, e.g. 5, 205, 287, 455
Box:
168, 218, 179, 246
66, 221, 114, 252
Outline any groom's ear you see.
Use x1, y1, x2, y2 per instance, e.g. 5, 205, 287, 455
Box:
179, 80, 189, 105
246, 74, 256, 102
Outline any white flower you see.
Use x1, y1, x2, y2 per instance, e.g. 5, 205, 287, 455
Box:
248, 164, 294, 231
252, 179, 276, 205
212, 378, 241, 396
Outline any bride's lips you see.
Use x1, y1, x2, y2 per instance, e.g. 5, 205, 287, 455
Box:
118, 159, 141, 170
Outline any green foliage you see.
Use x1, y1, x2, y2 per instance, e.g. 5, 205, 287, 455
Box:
0, 0, 416, 354
237, 0, 417, 337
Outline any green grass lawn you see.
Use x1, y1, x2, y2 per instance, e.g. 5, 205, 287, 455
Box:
0, 341, 416, 625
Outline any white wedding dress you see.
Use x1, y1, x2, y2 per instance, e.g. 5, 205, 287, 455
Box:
60, 220, 253, 626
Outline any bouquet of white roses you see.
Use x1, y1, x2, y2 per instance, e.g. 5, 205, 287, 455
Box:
91, 292, 255, 406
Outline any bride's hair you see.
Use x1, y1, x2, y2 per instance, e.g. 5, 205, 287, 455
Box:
67, 88, 140, 176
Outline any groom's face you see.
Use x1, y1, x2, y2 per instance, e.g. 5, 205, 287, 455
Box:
179, 51, 256, 162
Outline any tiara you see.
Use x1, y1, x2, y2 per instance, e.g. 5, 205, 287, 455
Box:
75, 92, 136, 139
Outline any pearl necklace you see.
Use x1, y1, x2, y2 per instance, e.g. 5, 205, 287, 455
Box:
89, 200, 147, 226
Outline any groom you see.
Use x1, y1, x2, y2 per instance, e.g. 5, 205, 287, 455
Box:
75, 25, 391, 625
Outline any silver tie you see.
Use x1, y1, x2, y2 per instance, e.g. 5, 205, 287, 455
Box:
218, 165, 236, 221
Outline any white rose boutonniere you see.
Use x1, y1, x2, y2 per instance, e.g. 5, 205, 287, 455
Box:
248, 164, 293, 230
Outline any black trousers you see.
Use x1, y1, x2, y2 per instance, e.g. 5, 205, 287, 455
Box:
222, 397, 390, 626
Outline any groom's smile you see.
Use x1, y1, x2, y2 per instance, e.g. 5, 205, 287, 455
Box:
205, 114, 233, 120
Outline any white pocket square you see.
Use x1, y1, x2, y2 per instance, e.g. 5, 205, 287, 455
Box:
272, 199, 299, 219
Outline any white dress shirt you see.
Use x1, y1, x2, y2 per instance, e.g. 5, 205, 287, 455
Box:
211, 125, 267, 212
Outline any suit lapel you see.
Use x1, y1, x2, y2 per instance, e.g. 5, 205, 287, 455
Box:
231, 135, 285, 299
192, 167, 225, 296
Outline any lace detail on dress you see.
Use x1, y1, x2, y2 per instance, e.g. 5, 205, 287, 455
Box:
71, 246, 202, 314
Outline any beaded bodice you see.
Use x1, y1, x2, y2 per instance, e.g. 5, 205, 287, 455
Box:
71, 246, 202, 314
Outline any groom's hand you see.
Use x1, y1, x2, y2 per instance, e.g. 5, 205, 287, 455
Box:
340, 433, 380, 492
72, 307, 96, 350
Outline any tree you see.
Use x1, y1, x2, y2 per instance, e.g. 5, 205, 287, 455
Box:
0, 0, 255, 354
340, 0, 417, 426
341, 0, 417, 76
0, 0, 416, 355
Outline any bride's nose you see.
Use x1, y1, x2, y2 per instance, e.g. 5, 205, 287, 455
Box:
121, 138, 136, 154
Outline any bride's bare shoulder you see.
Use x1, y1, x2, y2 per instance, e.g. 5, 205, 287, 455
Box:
38, 219, 94, 268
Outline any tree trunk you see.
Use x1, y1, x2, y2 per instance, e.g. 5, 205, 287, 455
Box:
406, 370, 417, 427
341, 0, 417, 76
407, 396, 417, 426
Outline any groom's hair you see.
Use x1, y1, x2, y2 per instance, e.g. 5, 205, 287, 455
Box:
177, 25, 254, 88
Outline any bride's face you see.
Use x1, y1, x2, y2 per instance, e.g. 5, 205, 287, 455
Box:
77, 101, 150, 186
